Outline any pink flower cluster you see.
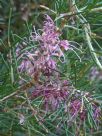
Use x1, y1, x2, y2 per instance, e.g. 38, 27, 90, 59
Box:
32, 80, 69, 111
32, 80, 101, 122
16, 15, 101, 124
16, 15, 71, 79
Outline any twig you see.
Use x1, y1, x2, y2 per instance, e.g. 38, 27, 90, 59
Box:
24, 89, 49, 133
0, 82, 33, 102
39, 5, 57, 14
0, 90, 20, 102
8, 8, 14, 83
55, 7, 102, 21
91, 7, 102, 12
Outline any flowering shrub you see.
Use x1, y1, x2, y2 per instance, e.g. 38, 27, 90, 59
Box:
15, 15, 102, 132
0, 0, 102, 135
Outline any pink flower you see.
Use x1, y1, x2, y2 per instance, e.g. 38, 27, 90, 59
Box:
47, 59, 56, 69
60, 40, 70, 51
43, 15, 55, 34
18, 60, 27, 72
79, 110, 87, 121
32, 80, 69, 111
17, 15, 72, 78
70, 99, 81, 116
93, 105, 101, 122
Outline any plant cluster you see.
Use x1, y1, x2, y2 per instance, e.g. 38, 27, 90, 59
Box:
15, 15, 101, 133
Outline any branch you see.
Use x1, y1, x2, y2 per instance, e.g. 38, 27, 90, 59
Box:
0, 82, 34, 102
70, 1, 102, 70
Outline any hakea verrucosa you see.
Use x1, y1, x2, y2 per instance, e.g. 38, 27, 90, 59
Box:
16, 15, 101, 124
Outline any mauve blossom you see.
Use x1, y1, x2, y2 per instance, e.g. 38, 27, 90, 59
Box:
18, 60, 26, 72
93, 105, 101, 122
94, 108, 101, 118
62, 80, 70, 86
79, 110, 87, 120
69, 99, 87, 121
18, 59, 34, 76
59, 40, 70, 51
70, 99, 81, 116
32, 80, 69, 111
47, 59, 56, 70
89, 67, 102, 81
16, 15, 71, 78
16, 47, 21, 57
43, 15, 55, 34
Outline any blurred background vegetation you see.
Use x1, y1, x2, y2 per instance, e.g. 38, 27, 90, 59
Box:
0, 0, 102, 136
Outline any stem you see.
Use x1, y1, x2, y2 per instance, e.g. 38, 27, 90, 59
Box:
0, 82, 33, 102
71, 0, 102, 70
8, 8, 14, 83
84, 25, 102, 70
